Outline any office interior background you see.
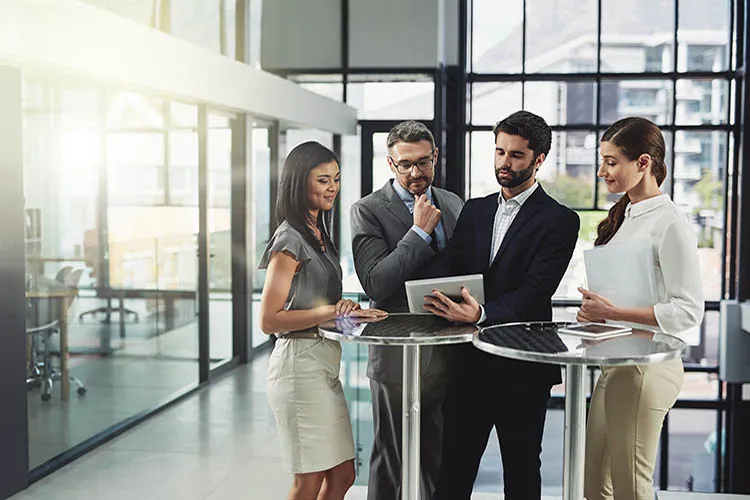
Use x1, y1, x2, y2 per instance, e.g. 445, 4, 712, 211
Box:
0, 0, 749, 498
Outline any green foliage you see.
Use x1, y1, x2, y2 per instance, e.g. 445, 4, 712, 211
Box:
542, 175, 592, 210
577, 210, 608, 244
693, 168, 722, 213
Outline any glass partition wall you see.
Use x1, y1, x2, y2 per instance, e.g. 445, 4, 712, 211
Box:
20, 74, 268, 471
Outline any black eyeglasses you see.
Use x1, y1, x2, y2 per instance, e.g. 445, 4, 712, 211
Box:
388, 153, 436, 174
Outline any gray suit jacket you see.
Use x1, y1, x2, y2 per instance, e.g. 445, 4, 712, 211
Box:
351, 180, 464, 383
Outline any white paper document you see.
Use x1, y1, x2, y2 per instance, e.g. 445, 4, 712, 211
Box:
583, 238, 658, 309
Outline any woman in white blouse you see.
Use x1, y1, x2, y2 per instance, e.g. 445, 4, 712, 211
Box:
577, 117, 704, 500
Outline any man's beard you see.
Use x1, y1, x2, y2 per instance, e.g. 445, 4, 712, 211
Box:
495, 160, 535, 188
405, 177, 430, 195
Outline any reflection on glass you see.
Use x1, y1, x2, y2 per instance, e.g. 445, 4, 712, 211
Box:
346, 81, 434, 120
526, 0, 597, 73
169, 0, 224, 56
678, 0, 731, 72
675, 79, 729, 126
539, 131, 596, 209
656, 409, 719, 492
469, 131, 497, 198
601, 0, 674, 73
471, 0, 523, 73
471, 82, 522, 126
341, 133, 363, 294
524, 82, 597, 126
23, 78, 199, 470
599, 79, 673, 126
208, 113, 233, 365
371, 132, 391, 197
252, 125, 272, 348
672, 130, 725, 301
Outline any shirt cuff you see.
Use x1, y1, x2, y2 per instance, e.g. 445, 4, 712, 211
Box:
410, 225, 432, 244
477, 306, 487, 325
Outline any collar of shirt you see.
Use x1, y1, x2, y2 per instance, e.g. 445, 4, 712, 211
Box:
624, 193, 670, 219
497, 181, 539, 209
392, 179, 433, 213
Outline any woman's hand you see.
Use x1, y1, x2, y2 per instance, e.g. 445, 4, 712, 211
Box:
335, 299, 361, 317
576, 309, 604, 323
578, 287, 617, 322
349, 308, 388, 319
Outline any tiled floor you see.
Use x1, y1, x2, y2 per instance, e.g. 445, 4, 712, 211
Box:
17, 309, 722, 499
26, 298, 236, 468
12, 348, 733, 500
13, 356, 558, 500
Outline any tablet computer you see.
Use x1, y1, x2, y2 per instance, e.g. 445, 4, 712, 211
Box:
558, 323, 632, 340
405, 274, 485, 314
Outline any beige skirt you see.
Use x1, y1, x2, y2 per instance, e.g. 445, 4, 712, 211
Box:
267, 337, 355, 474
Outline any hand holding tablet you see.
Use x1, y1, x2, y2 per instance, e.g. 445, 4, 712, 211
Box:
405, 274, 485, 314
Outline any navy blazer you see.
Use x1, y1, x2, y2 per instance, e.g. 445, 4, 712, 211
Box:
428, 184, 580, 386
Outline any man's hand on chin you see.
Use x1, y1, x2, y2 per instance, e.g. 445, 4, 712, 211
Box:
423, 286, 481, 323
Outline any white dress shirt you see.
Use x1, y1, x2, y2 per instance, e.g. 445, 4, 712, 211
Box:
478, 182, 540, 324
605, 194, 704, 336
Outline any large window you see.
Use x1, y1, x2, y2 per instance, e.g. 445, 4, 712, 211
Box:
468, 0, 734, 493
81, 0, 264, 63
469, 0, 732, 305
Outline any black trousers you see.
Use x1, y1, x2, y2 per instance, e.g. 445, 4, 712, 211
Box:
367, 375, 447, 500
434, 361, 553, 500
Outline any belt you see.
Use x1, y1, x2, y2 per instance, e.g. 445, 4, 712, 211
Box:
277, 329, 320, 340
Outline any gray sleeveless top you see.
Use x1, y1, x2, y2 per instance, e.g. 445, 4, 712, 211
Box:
258, 221, 342, 330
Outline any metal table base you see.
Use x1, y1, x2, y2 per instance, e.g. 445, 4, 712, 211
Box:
402, 345, 421, 500
563, 363, 586, 500
317, 313, 478, 500
473, 322, 688, 500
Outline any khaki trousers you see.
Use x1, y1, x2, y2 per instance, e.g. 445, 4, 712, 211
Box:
584, 358, 683, 500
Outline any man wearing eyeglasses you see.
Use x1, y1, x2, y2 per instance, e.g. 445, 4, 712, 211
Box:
351, 121, 464, 500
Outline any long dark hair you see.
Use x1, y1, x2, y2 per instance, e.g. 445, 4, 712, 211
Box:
595, 117, 668, 246
276, 141, 339, 253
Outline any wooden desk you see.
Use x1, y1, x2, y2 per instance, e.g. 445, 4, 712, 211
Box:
26, 288, 77, 401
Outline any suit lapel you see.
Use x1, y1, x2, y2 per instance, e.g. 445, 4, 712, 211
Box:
490, 186, 548, 268
382, 181, 413, 231
477, 196, 497, 268
433, 188, 456, 239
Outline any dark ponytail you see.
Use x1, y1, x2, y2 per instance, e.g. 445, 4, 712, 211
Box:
595, 194, 630, 246
595, 117, 667, 246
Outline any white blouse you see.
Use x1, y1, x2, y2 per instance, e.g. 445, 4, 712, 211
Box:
605, 194, 704, 336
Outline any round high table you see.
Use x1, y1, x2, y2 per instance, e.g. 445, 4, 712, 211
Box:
319, 313, 477, 500
473, 321, 687, 500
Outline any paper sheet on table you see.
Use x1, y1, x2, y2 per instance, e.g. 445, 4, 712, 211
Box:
583, 238, 658, 309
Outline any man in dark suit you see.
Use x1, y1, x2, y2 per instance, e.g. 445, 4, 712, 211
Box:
424, 111, 580, 499
351, 121, 464, 500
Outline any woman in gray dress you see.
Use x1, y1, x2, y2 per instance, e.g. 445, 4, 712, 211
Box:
259, 141, 386, 500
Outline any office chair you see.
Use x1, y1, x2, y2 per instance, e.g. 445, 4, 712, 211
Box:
26, 296, 87, 401
77, 228, 139, 323
54, 265, 73, 284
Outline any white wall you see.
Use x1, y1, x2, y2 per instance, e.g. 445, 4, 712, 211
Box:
261, 0, 342, 69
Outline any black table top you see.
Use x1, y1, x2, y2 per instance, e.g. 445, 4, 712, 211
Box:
318, 313, 477, 345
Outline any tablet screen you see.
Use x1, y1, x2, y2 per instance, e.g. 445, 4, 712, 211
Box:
569, 324, 622, 335
559, 323, 631, 336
